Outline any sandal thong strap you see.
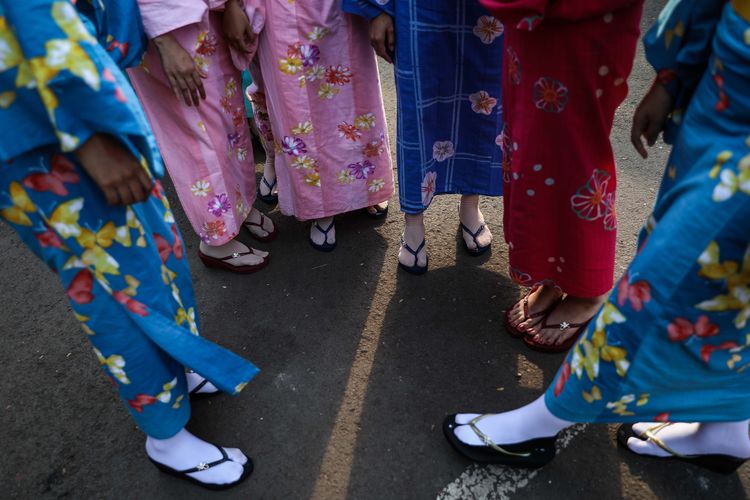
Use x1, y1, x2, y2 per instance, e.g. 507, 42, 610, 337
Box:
189, 378, 210, 395
262, 176, 277, 191
400, 237, 426, 267
178, 446, 231, 474
245, 213, 270, 229
313, 220, 335, 244
215, 250, 256, 262
460, 222, 487, 249
641, 423, 688, 458
467, 415, 532, 458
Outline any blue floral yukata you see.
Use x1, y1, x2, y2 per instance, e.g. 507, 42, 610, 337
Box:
342, 0, 504, 214
545, 0, 750, 423
0, 0, 259, 438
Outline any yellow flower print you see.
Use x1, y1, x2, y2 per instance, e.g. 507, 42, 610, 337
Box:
368, 178, 385, 193
305, 65, 325, 82
304, 171, 321, 187
0, 17, 23, 72
279, 55, 303, 75
74, 312, 95, 335
570, 302, 629, 381
156, 377, 178, 403
292, 155, 315, 170
172, 394, 185, 409
225, 78, 238, 97
317, 83, 339, 100
582, 385, 602, 403
709, 150, 733, 179
0, 90, 15, 109
292, 121, 313, 135
606, 393, 649, 416
176, 306, 199, 335
51, 2, 95, 42
234, 382, 248, 394
337, 169, 354, 185
125, 207, 147, 247
94, 348, 130, 384
77, 221, 131, 249
354, 113, 376, 130
696, 241, 750, 329
0, 182, 36, 226
307, 27, 330, 42
46, 197, 83, 238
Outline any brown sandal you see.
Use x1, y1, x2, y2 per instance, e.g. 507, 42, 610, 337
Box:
198, 249, 269, 274
504, 286, 562, 339
522, 303, 592, 353
244, 213, 277, 242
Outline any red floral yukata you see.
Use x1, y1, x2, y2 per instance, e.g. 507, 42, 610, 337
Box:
480, 0, 644, 297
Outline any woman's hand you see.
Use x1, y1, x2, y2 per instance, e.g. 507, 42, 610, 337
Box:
75, 134, 154, 206
153, 33, 206, 107
223, 0, 255, 53
631, 80, 673, 159
369, 13, 395, 64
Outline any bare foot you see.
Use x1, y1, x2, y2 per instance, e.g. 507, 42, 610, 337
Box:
199, 239, 268, 267
366, 200, 389, 216
459, 195, 492, 251
399, 214, 427, 268
526, 294, 606, 346
507, 285, 563, 332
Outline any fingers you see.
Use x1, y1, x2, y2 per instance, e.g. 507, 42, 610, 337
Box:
192, 72, 207, 101
115, 183, 135, 206
371, 33, 391, 64
166, 75, 183, 103
102, 186, 120, 206
644, 116, 663, 148
630, 110, 649, 159
136, 166, 155, 198
386, 23, 395, 55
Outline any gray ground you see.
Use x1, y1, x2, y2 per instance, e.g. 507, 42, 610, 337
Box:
2, 1, 749, 498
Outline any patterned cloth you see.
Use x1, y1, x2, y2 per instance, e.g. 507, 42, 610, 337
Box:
247, 0, 394, 221
480, 0, 643, 297
129, 2, 264, 246
545, 1, 750, 423
0, 0, 259, 438
342, 0, 504, 214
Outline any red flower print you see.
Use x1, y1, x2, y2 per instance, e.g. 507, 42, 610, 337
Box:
202, 220, 227, 241
154, 227, 184, 263
232, 109, 245, 128
654, 412, 670, 422
23, 153, 80, 196
616, 273, 651, 312
325, 65, 352, 86
507, 46, 521, 85
152, 180, 165, 199
554, 361, 571, 397
603, 193, 617, 231
196, 32, 218, 56
533, 77, 569, 113
128, 394, 158, 413
337, 122, 361, 141
113, 291, 148, 317
36, 226, 64, 248
171, 224, 184, 260
106, 40, 130, 58
287, 42, 303, 58
571, 169, 612, 221
656, 69, 676, 86
701, 341, 738, 364
220, 96, 233, 114
66, 269, 94, 304
362, 137, 385, 158
667, 315, 720, 343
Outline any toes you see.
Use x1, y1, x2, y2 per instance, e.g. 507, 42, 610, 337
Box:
225, 447, 248, 466
454, 413, 482, 425
626, 437, 670, 457
253, 249, 269, 258
453, 425, 484, 446
631, 422, 657, 437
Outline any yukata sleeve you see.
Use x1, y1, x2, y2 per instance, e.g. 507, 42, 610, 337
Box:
136, 0, 207, 39
1, 0, 163, 173
341, 0, 395, 20
643, 0, 725, 142
478, 0, 548, 30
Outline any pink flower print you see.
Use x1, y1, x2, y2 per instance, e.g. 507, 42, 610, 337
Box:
326, 65, 352, 86
337, 122, 361, 141
232, 109, 245, 128
571, 169, 611, 221
432, 141, 455, 162
195, 32, 217, 56
348, 160, 375, 180
667, 315, 720, 343
498, 126, 513, 182
533, 77, 569, 113
421, 170, 437, 206
616, 273, 651, 312
202, 219, 227, 241
207, 193, 231, 217
469, 90, 498, 115
298, 44, 320, 67
603, 192, 617, 231
473, 16, 504, 44
287, 42, 302, 58
282, 136, 307, 156
363, 136, 385, 158
507, 46, 521, 85
509, 266, 533, 285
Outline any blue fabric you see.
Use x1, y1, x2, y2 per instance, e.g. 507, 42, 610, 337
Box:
343, 0, 504, 214
546, 3, 750, 423
0, 0, 259, 437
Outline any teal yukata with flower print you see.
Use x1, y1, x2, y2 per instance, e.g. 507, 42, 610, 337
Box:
0, 0, 258, 438
343, 0, 504, 214
545, 0, 750, 423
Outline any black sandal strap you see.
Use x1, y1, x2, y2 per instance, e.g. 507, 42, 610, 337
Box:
178, 446, 231, 474
190, 378, 210, 395
216, 250, 255, 262
262, 176, 277, 191
400, 237, 426, 267
460, 222, 486, 248
313, 221, 335, 244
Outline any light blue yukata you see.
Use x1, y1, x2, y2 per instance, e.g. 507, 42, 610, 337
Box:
0, 0, 259, 438
545, 0, 750, 423
342, 0, 504, 214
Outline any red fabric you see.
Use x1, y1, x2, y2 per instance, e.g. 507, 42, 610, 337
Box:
495, 1, 643, 297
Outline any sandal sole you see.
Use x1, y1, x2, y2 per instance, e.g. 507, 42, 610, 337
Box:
198, 251, 269, 274
150, 456, 254, 491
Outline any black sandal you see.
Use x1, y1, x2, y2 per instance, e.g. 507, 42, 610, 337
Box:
365, 203, 389, 219
617, 423, 747, 475
460, 222, 491, 256
244, 212, 277, 242
149, 444, 254, 490
443, 414, 557, 468
398, 237, 428, 275
188, 376, 220, 401
257, 176, 278, 205
309, 220, 336, 252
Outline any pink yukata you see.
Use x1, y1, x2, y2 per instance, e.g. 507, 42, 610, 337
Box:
128, 0, 264, 245
247, 0, 394, 221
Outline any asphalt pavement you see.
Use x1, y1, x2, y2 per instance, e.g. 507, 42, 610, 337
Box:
2, 1, 749, 498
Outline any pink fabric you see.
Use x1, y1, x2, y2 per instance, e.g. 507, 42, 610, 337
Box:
129, 12, 257, 245
248, 1, 394, 220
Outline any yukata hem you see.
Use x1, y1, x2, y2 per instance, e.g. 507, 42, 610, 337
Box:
508, 267, 615, 298
137, 400, 192, 439
400, 189, 503, 215
279, 193, 392, 221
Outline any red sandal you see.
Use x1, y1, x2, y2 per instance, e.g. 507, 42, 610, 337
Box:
244, 213, 277, 242
198, 249, 269, 274
522, 304, 592, 354
503, 286, 562, 339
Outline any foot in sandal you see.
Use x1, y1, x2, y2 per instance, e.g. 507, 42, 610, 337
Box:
244, 207, 276, 242
198, 239, 268, 274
